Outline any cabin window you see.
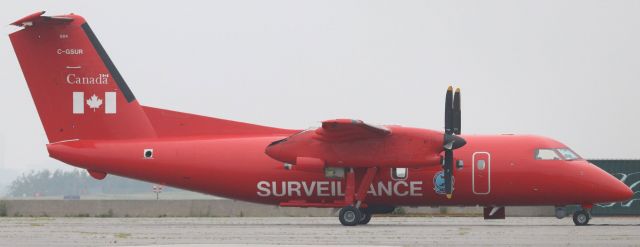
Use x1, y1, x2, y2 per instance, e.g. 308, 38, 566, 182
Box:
477, 160, 486, 170
534, 149, 561, 160
391, 168, 408, 180
324, 167, 345, 179
456, 160, 464, 170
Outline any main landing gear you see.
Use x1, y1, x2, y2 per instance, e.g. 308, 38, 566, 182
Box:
336, 167, 379, 226
359, 208, 372, 225
338, 206, 372, 226
338, 206, 360, 226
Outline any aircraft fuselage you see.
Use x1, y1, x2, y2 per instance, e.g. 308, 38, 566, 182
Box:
47, 128, 630, 207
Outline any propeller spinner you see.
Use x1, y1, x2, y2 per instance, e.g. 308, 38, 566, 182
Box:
443, 86, 466, 199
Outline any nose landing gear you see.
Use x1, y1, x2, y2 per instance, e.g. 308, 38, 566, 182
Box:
572, 204, 592, 226
572, 209, 591, 226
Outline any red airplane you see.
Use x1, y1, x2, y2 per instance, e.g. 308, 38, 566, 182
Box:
10, 11, 633, 226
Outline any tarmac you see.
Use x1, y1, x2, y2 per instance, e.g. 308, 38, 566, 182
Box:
0, 217, 638, 246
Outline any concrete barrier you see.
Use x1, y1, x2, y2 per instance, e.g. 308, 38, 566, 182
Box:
404, 205, 555, 217
0, 199, 555, 217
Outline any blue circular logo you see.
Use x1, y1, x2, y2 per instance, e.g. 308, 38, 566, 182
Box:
433, 171, 455, 195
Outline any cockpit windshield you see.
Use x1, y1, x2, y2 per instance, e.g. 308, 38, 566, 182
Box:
535, 149, 562, 160
556, 148, 581, 160
534, 148, 582, 161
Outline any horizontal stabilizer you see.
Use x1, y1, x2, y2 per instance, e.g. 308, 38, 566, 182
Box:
11, 11, 73, 27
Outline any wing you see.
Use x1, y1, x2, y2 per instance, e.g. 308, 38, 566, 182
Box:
314, 119, 391, 142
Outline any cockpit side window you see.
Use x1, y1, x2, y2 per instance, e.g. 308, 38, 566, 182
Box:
534, 149, 562, 160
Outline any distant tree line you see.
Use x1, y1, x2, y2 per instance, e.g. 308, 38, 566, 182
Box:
7, 169, 172, 197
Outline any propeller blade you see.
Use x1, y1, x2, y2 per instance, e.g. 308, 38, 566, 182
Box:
442, 86, 463, 199
453, 88, 461, 135
444, 149, 453, 198
445, 86, 453, 135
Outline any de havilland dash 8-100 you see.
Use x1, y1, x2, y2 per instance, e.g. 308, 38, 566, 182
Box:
9, 11, 633, 226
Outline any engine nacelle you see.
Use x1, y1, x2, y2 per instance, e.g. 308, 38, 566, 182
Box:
265, 126, 444, 168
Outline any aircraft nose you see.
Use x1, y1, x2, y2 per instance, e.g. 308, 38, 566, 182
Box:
595, 168, 634, 203
610, 178, 634, 202
582, 162, 634, 203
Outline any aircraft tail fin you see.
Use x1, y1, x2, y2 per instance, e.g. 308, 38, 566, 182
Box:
10, 11, 156, 142
10, 11, 296, 143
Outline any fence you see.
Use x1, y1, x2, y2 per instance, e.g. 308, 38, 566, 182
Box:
590, 159, 640, 215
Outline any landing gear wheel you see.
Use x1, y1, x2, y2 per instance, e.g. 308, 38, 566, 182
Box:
358, 209, 372, 225
572, 210, 590, 226
339, 206, 361, 226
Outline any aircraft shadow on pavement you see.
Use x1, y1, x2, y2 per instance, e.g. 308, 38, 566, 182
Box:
327, 223, 640, 227
585, 223, 640, 226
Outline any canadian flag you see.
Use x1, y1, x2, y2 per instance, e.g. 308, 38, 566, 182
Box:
72, 92, 116, 114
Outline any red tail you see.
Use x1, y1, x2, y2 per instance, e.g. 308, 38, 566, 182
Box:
10, 11, 155, 142
10, 11, 295, 143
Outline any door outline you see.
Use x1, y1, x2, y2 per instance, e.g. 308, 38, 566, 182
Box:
472, 151, 491, 195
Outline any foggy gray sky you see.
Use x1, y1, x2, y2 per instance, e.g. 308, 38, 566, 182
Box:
1, 0, 639, 176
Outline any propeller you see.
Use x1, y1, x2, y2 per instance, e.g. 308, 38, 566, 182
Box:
443, 86, 466, 199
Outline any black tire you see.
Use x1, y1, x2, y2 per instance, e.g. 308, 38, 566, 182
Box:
572, 210, 590, 226
358, 210, 372, 225
339, 206, 361, 226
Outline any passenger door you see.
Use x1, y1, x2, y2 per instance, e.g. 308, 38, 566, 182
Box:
472, 152, 491, 194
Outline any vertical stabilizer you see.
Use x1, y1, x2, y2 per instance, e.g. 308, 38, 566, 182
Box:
10, 11, 156, 142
